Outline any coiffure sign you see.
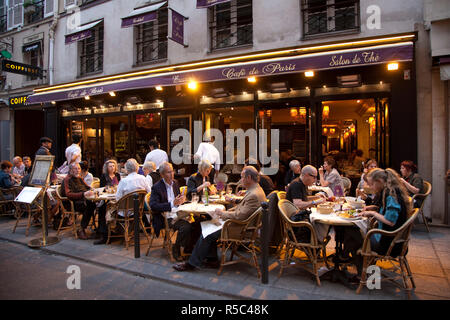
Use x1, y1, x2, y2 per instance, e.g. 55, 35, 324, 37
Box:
1, 60, 43, 79
9, 95, 29, 107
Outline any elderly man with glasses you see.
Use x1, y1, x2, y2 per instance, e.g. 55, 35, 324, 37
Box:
61, 163, 96, 240
286, 165, 326, 209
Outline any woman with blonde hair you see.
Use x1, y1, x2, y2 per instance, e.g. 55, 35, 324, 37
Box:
343, 168, 412, 279
95, 159, 121, 245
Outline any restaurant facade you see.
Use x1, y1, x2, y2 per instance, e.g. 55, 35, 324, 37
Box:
2, 0, 447, 224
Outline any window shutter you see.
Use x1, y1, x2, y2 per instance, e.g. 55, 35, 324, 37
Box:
44, 0, 54, 18
12, 0, 22, 27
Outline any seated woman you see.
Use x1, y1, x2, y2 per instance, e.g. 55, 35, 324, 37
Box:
356, 159, 378, 204
344, 168, 412, 277
186, 160, 216, 201
0, 161, 18, 192
61, 163, 96, 240
95, 159, 121, 245
399, 160, 425, 208
319, 156, 345, 197
79, 161, 94, 187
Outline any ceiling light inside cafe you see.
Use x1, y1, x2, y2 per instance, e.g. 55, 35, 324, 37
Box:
247, 76, 257, 83
155, 86, 163, 91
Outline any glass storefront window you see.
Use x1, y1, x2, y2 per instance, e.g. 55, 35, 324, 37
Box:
135, 112, 161, 164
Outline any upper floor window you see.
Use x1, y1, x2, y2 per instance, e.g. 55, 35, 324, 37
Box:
209, 0, 252, 51
79, 22, 103, 76
0, 0, 6, 32
135, 6, 168, 65
301, 0, 360, 38
23, 41, 42, 81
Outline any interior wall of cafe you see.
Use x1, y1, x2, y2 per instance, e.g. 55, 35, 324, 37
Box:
321, 102, 372, 159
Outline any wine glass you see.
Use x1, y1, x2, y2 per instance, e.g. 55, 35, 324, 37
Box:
191, 192, 199, 205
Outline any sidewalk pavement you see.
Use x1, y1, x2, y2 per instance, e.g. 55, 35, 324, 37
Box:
0, 215, 449, 300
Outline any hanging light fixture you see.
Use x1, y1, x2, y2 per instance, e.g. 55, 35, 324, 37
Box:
323, 127, 328, 135
330, 128, 336, 134
290, 108, 298, 118
299, 107, 307, 124
258, 110, 265, 118
322, 105, 329, 120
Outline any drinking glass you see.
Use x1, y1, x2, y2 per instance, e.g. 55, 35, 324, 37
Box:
191, 193, 199, 204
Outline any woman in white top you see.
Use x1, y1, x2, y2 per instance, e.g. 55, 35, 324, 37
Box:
319, 156, 345, 197
79, 161, 93, 186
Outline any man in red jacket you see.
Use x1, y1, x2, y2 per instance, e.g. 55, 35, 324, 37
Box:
61, 163, 96, 240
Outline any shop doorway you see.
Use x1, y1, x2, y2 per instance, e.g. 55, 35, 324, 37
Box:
258, 103, 311, 189
14, 110, 44, 159
318, 97, 390, 193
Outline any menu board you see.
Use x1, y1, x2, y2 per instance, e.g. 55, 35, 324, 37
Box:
15, 187, 43, 204
71, 121, 83, 137
167, 115, 191, 158
29, 155, 54, 186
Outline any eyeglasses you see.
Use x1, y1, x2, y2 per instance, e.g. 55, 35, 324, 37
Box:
308, 174, 317, 179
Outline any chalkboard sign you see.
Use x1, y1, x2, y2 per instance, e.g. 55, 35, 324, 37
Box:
71, 121, 83, 137
29, 155, 54, 187
167, 114, 191, 160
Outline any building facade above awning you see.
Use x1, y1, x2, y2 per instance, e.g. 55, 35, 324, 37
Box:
26, 36, 415, 105
121, 1, 167, 28
65, 19, 103, 45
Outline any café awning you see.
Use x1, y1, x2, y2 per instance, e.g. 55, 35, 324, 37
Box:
121, 1, 167, 28
26, 37, 415, 105
65, 19, 103, 45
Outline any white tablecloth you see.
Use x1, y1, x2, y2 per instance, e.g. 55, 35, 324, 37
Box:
310, 208, 368, 239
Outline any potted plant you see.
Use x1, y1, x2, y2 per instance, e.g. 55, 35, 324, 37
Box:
23, 0, 37, 14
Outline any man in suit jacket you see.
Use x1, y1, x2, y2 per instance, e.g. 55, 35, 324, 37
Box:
173, 166, 267, 271
150, 162, 198, 260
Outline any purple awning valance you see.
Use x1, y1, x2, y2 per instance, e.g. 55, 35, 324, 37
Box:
121, 1, 167, 28
27, 42, 414, 105
65, 20, 103, 45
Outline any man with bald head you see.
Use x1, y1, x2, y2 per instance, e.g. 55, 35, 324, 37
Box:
173, 166, 267, 272
286, 165, 326, 209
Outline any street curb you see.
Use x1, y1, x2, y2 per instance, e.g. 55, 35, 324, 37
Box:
0, 235, 248, 300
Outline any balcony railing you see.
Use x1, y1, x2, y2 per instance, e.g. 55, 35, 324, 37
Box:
209, 0, 253, 51
302, 0, 360, 37
24, 0, 45, 25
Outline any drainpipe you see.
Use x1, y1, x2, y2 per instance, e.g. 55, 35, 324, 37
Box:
48, 0, 59, 85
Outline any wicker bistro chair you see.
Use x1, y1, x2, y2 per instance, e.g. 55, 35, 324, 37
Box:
217, 207, 263, 278
277, 191, 286, 201
1, 187, 22, 217
341, 177, 352, 196
91, 178, 100, 189
180, 186, 187, 197
54, 185, 83, 238
145, 211, 178, 262
106, 190, 150, 249
412, 180, 432, 232
277, 199, 330, 286
356, 208, 419, 298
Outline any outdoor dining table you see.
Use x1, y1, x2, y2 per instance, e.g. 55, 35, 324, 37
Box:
309, 206, 368, 285
84, 188, 117, 202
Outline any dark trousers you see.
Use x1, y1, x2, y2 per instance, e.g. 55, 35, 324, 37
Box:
169, 218, 202, 252
97, 203, 108, 236
188, 229, 221, 268
73, 200, 97, 230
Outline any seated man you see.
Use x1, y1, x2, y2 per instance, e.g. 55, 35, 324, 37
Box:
245, 159, 274, 196
286, 165, 326, 210
173, 166, 267, 271
284, 159, 301, 187
150, 162, 199, 261
12, 156, 25, 179
115, 158, 152, 207
142, 161, 156, 189
23, 156, 32, 175
61, 163, 96, 240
